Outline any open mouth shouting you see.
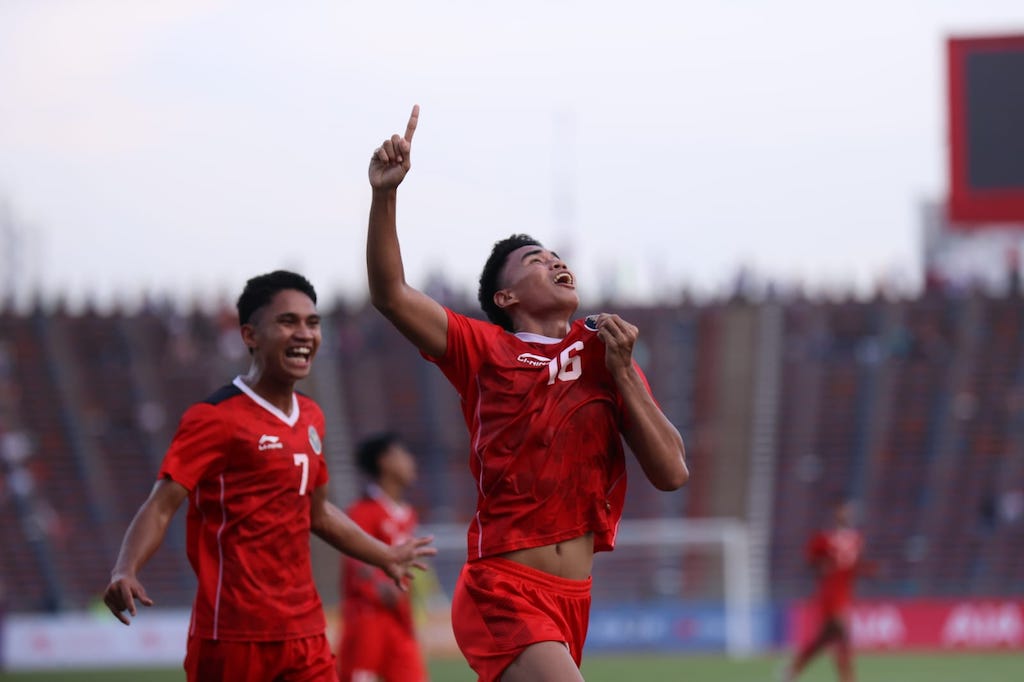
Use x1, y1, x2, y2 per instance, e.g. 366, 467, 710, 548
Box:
554, 271, 575, 287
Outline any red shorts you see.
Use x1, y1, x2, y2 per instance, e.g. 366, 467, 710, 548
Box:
184, 633, 337, 682
451, 556, 592, 682
337, 609, 427, 682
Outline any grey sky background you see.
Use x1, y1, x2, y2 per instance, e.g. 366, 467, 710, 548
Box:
2, 0, 1023, 311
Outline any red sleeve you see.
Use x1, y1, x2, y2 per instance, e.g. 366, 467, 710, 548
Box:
421, 307, 499, 394
158, 403, 227, 491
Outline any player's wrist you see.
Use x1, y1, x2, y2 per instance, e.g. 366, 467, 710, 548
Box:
371, 186, 399, 200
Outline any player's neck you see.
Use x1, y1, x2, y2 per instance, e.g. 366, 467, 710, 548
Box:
512, 313, 571, 339
240, 369, 296, 415
376, 477, 406, 503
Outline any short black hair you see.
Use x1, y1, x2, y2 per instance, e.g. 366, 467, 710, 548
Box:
236, 270, 317, 326
477, 233, 543, 331
355, 431, 402, 480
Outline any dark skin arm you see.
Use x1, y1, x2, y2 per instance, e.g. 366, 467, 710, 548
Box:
309, 485, 436, 588
593, 313, 688, 491
103, 478, 189, 625
367, 104, 449, 358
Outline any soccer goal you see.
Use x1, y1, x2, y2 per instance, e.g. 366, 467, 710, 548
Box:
419, 517, 756, 657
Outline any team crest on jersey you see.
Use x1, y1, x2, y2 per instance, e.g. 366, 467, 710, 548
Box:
584, 315, 599, 331
308, 425, 323, 455
517, 352, 552, 367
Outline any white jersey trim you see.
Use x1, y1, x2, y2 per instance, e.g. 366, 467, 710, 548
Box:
514, 330, 566, 344
212, 473, 227, 640
232, 376, 300, 427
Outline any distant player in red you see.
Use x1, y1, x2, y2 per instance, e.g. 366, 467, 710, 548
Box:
337, 432, 428, 682
102, 270, 435, 682
365, 106, 688, 681
786, 498, 874, 682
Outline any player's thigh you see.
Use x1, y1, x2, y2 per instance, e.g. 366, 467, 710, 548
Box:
500, 640, 583, 682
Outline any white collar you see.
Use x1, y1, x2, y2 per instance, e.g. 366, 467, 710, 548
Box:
232, 376, 300, 427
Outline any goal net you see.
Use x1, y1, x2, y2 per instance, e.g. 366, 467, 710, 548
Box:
417, 517, 757, 657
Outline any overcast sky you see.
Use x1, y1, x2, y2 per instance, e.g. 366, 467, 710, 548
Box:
2, 0, 1023, 310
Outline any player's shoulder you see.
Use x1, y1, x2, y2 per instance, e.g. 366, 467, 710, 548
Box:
173, 385, 239, 435
345, 496, 379, 520
295, 391, 325, 418
201, 383, 244, 407
180, 384, 241, 420
447, 306, 503, 337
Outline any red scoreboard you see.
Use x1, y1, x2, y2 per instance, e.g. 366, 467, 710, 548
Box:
947, 34, 1024, 225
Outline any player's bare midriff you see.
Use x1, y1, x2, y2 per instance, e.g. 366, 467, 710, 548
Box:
497, 532, 594, 580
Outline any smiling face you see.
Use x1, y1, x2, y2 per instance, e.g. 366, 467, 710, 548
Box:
241, 288, 321, 386
494, 245, 579, 327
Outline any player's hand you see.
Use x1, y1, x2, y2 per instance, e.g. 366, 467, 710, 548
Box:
590, 313, 639, 374
103, 572, 154, 625
369, 104, 419, 191
381, 534, 437, 590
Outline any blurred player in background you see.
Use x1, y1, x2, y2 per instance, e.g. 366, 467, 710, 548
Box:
337, 432, 429, 682
785, 498, 875, 682
365, 106, 688, 682
102, 270, 435, 682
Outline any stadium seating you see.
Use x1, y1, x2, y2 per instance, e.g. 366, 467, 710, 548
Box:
2, 289, 1023, 612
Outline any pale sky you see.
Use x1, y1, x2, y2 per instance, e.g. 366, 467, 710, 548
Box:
2, 0, 1023, 311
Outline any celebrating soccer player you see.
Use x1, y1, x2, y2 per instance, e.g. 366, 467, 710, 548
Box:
366, 106, 688, 682
102, 270, 436, 682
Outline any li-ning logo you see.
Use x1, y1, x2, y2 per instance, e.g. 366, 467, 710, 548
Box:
517, 353, 552, 368
258, 434, 283, 451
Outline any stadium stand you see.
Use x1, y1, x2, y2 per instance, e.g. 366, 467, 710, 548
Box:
2, 289, 1024, 613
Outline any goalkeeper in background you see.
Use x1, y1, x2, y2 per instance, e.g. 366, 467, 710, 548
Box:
337, 432, 430, 682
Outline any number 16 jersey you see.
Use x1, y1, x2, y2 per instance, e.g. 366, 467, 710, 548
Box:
426, 309, 654, 562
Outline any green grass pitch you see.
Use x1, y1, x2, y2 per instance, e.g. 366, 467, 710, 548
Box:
2, 652, 1022, 681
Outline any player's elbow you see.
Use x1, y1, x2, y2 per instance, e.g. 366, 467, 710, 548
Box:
653, 450, 688, 491
656, 464, 689, 491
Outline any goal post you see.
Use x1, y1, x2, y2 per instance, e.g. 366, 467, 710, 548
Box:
418, 517, 757, 658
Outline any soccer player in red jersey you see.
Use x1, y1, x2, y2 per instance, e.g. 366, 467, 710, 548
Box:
337, 432, 429, 682
365, 106, 688, 682
102, 270, 436, 682
785, 498, 874, 682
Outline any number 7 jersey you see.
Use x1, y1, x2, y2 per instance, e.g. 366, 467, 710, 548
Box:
158, 376, 328, 641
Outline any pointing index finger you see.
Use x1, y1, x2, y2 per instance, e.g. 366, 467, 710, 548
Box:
404, 104, 419, 143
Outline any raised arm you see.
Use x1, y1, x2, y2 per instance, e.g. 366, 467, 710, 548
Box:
367, 105, 448, 358
309, 485, 436, 589
593, 313, 688, 491
103, 478, 189, 624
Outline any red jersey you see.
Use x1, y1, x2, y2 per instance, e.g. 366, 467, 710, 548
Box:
159, 376, 329, 641
341, 485, 419, 632
426, 308, 650, 561
806, 527, 864, 613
